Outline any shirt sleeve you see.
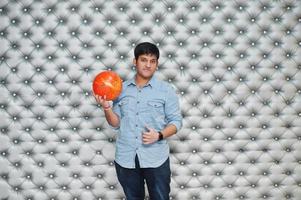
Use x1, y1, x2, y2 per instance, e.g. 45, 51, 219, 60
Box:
164, 85, 183, 131
112, 99, 121, 118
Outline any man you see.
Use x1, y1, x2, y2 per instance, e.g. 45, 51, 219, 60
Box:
94, 42, 182, 200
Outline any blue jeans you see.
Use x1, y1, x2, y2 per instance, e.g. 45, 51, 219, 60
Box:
115, 155, 171, 200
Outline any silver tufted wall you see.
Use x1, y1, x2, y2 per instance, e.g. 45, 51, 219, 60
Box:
0, 0, 301, 199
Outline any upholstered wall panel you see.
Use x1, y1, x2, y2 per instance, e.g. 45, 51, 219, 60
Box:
0, 0, 300, 199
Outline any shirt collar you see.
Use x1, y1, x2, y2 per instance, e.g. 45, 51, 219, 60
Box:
127, 75, 157, 88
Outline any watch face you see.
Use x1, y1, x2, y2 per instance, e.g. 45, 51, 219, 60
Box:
159, 132, 163, 141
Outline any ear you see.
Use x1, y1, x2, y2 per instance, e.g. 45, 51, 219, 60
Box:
133, 58, 137, 66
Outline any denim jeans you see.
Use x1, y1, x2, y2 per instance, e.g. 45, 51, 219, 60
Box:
115, 155, 171, 200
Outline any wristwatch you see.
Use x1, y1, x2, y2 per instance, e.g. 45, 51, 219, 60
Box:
158, 131, 163, 141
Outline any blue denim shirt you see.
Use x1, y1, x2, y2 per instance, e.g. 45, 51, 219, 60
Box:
112, 76, 182, 168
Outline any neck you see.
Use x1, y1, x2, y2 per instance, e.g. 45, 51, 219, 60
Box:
135, 75, 152, 87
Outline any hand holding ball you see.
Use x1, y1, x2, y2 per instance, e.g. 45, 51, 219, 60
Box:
92, 71, 122, 101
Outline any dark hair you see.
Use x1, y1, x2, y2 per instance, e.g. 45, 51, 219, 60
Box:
134, 42, 160, 60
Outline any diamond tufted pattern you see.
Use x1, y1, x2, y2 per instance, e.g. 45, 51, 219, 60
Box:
0, 0, 301, 199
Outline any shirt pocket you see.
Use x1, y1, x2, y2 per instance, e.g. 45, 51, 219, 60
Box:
147, 100, 165, 119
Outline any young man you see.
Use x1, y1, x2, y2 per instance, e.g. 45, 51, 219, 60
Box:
94, 42, 182, 200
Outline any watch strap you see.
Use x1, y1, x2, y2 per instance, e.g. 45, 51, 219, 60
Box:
158, 131, 163, 141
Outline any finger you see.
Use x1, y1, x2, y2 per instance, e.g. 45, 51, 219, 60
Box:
94, 95, 99, 102
97, 95, 102, 102
143, 138, 151, 144
142, 134, 148, 140
144, 125, 153, 132
93, 94, 98, 101
143, 132, 152, 137
142, 137, 150, 144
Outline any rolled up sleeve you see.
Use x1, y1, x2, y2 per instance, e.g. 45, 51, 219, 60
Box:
164, 86, 183, 131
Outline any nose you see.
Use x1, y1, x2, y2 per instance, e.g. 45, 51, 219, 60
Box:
145, 61, 151, 68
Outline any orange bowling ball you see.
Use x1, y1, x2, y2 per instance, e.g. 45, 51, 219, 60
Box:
92, 71, 122, 101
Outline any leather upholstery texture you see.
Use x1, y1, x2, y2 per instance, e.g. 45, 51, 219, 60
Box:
0, 0, 300, 199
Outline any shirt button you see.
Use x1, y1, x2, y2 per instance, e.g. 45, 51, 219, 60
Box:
136, 112, 139, 115
137, 101, 140, 104
139, 90, 141, 92
135, 124, 138, 127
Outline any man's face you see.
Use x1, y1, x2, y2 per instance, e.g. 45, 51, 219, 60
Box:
133, 54, 158, 79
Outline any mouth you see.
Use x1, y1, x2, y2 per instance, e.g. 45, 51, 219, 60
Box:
143, 68, 151, 72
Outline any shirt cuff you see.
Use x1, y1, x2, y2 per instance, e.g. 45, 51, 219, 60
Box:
168, 121, 182, 132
